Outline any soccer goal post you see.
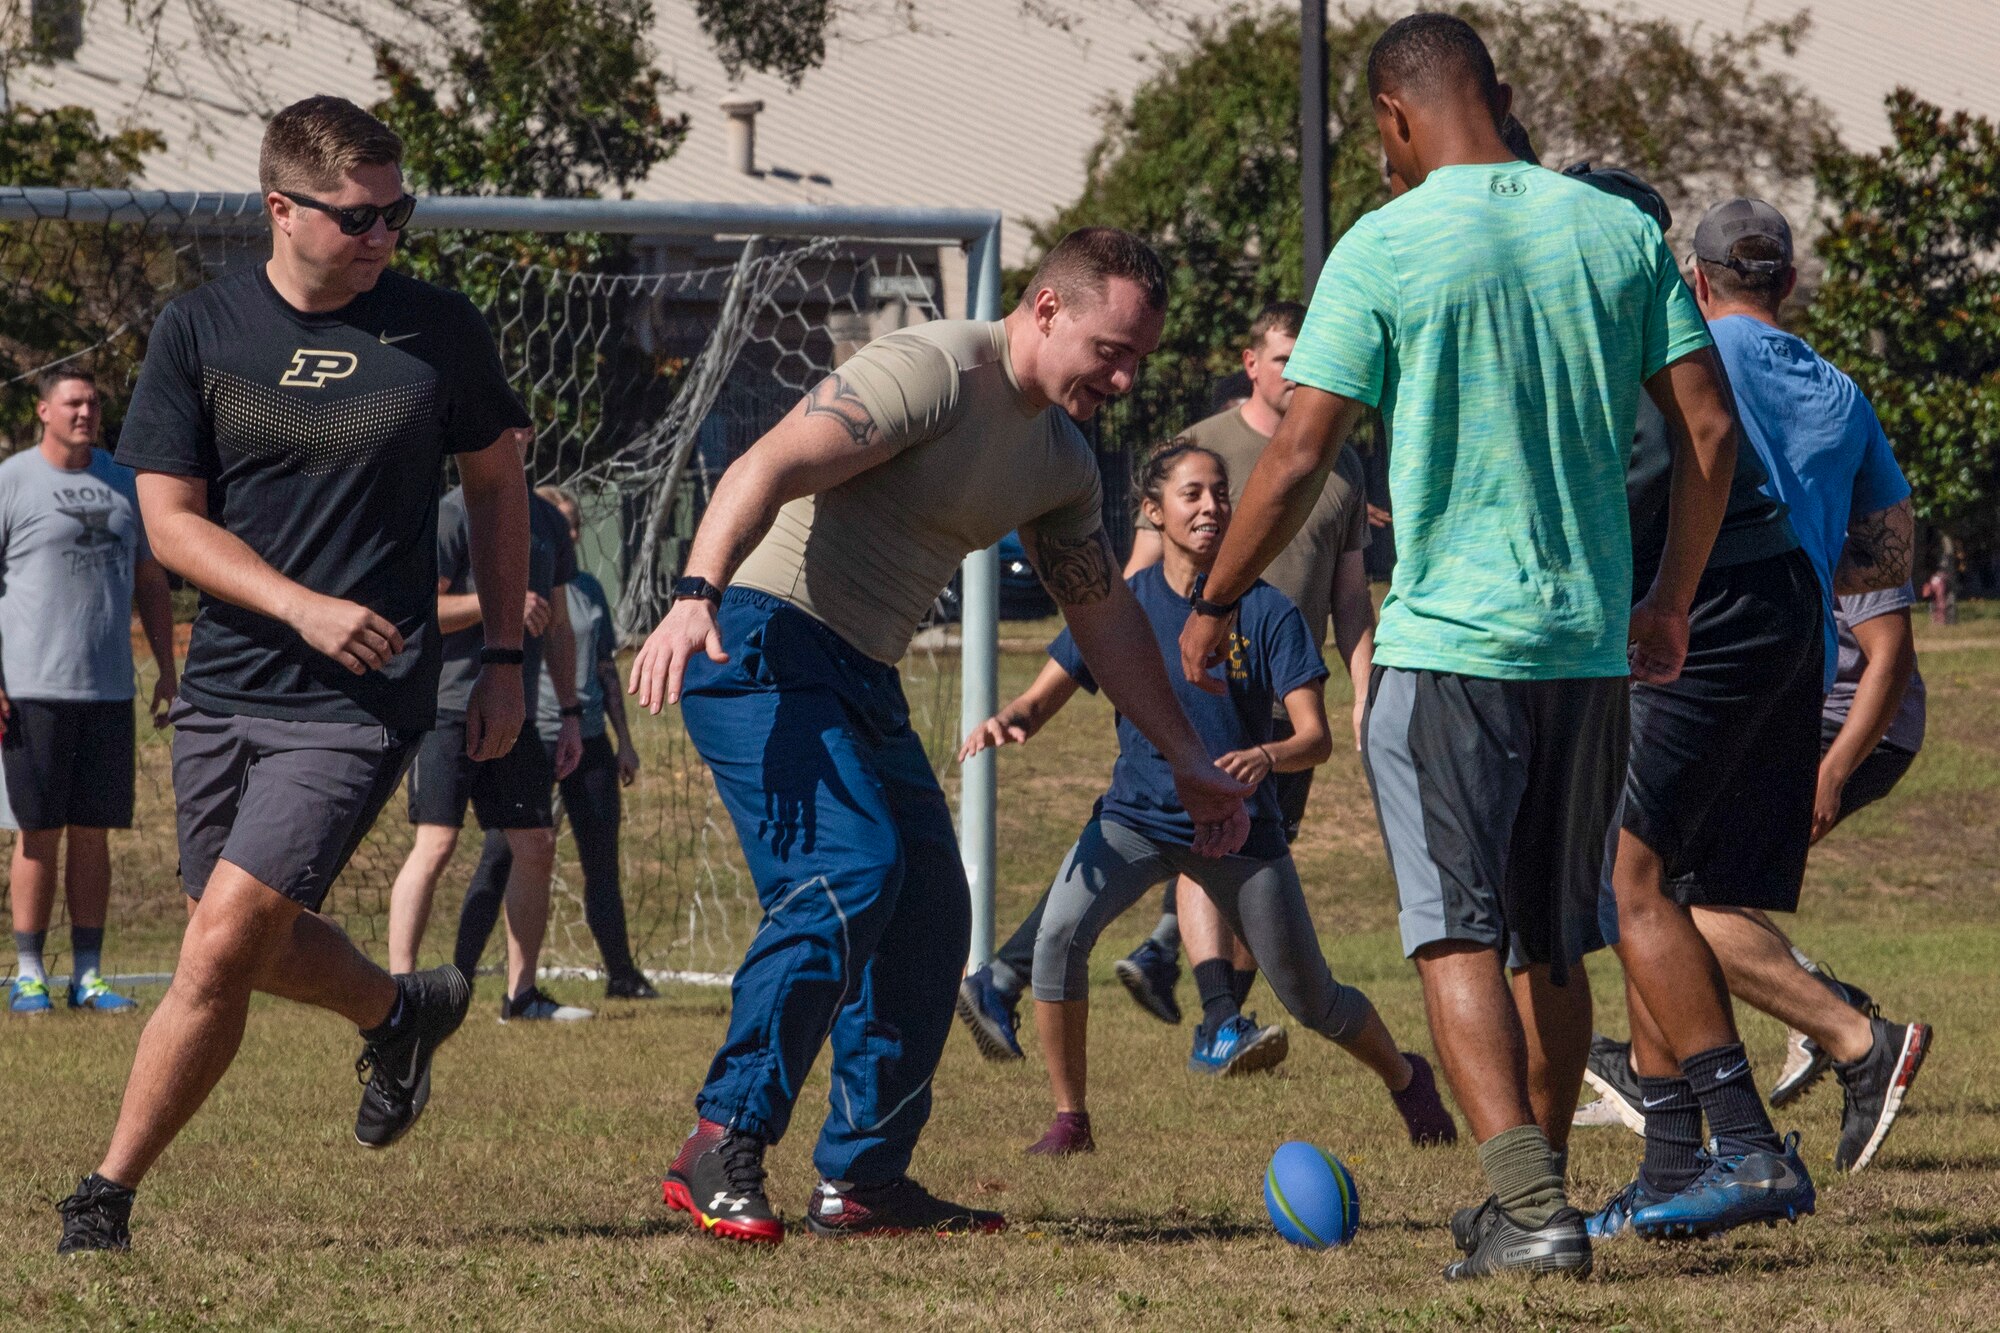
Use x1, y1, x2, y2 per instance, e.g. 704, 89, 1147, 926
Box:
0, 187, 1004, 986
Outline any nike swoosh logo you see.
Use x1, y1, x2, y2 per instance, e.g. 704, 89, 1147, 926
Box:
1642, 1095, 1675, 1109
1715, 1061, 1749, 1082
379, 330, 420, 345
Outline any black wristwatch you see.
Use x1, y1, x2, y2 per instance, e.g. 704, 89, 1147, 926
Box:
1188, 572, 1241, 618
478, 646, 525, 666
672, 575, 723, 607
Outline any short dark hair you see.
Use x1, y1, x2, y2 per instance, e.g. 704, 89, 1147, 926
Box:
1023, 227, 1168, 312
1137, 441, 1228, 512
1367, 12, 1500, 104
1246, 300, 1306, 349
260, 95, 404, 196
35, 366, 95, 400
1698, 236, 1789, 306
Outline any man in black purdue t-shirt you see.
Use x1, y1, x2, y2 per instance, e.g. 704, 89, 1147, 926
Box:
56, 97, 534, 1255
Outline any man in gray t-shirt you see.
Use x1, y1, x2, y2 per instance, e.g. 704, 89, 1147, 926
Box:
1817, 584, 1925, 839
3, 368, 177, 1015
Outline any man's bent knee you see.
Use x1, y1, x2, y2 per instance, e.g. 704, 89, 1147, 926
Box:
178, 863, 302, 992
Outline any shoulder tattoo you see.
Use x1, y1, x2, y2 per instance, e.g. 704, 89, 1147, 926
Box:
800, 372, 879, 448
1032, 528, 1116, 606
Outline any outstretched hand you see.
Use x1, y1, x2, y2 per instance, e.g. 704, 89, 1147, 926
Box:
629, 597, 728, 712
1174, 763, 1254, 858
958, 714, 1031, 763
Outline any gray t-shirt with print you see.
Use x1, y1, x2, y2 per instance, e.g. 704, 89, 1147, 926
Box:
0, 447, 148, 701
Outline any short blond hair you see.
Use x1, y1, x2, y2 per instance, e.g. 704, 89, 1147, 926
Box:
536, 485, 579, 520
260, 95, 404, 196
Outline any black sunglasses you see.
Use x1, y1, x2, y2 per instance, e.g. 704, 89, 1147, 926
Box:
279, 190, 417, 236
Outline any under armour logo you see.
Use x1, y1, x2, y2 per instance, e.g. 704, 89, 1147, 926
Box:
708, 1192, 748, 1213
279, 349, 360, 389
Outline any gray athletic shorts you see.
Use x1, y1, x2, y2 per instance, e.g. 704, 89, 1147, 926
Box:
1032, 817, 1371, 1042
170, 699, 419, 911
1362, 666, 1627, 978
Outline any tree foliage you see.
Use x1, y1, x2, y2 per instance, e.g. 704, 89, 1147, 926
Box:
0, 105, 168, 438
1804, 90, 2000, 544
1024, 2, 1831, 447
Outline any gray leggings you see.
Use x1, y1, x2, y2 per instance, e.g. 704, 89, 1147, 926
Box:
1032, 818, 1372, 1042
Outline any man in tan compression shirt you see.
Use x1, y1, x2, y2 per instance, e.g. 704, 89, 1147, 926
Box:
629, 227, 1252, 1245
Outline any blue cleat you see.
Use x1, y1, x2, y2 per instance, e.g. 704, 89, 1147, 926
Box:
67, 976, 139, 1014
1587, 1174, 1675, 1240
1188, 1013, 1287, 1076
10, 976, 53, 1015
1113, 938, 1183, 1024
955, 966, 1024, 1061
1630, 1132, 1815, 1240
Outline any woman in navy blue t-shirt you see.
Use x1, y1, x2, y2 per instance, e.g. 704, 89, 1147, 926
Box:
962, 445, 1454, 1157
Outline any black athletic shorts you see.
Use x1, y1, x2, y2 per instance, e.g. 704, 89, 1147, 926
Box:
407, 717, 554, 830
170, 700, 418, 910
1268, 713, 1314, 842
1624, 550, 1823, 912
1, 699, 136, 831
1363, 665, 1628, 978
1820, 717, 1917, 827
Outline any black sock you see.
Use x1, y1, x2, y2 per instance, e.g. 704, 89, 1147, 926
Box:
1193, 959, 1237, 1032
1230, 968, 1257, 1009
1681, 1042, 1781, 1153
1637, 1074, 1705, 1192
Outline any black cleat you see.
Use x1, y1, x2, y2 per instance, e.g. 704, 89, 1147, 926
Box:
806, 1176, 1006, 1238
1835, 1018, 1932, 1172
663, 1119, 784, 1244
1442, 1204, 1592, 1281
354, 965, 472, 1150
56, 1174, 134, 1254
1771, 968, 1877, 1108
1580, 1034, 1645, 1135
604, 972, 660, 1000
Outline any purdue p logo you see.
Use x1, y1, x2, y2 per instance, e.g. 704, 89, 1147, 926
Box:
279, 349, 359, 389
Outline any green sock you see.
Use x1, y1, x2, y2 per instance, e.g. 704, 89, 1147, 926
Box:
1478, 1124, 1567, 1229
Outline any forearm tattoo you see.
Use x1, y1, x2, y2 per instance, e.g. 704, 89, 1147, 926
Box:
800, 372, 879, 447
1031, 528, 1117, 606
1836, 500, 1915, 593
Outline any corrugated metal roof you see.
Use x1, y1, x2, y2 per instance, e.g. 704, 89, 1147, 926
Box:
7, 0, 1998, 265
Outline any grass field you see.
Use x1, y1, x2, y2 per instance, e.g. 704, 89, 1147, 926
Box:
6, 614, 2000, 1330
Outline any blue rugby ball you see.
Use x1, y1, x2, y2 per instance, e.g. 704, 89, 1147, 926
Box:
1263, 1140, 1360, 1249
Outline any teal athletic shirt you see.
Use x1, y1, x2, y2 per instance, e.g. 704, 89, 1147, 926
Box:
1287, 160, 1714, 680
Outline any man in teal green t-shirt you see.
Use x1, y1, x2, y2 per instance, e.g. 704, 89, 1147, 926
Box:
1180, 14, 1742, 1280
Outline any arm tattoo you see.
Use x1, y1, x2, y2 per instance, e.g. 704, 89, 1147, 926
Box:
800, 372, 880, 448
1030, 528, 1117, 606
1835, 500, 1915, 594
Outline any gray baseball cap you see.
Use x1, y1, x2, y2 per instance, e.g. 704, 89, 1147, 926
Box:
1693, 198, 1792, 273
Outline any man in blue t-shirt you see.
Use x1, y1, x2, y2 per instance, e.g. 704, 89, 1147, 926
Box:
1674, 200, 1928, 1175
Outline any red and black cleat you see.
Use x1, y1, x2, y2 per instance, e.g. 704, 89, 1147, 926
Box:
662, 1119, 785, 1244
806, 1176, 1006, 1238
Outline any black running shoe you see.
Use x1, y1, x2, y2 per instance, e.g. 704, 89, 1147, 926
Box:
1442, 1204, 1591, 1281
1580, 1034, 1645, 1135
56, 1174, 133, 1254
354, 965, 472, 1150
806, 1176, 1006, 1238
1834, 1018, 1932, 1172
663, 1119, 784, 1244
1770, 968, 1878, 1108
604, 973, 660, 1000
